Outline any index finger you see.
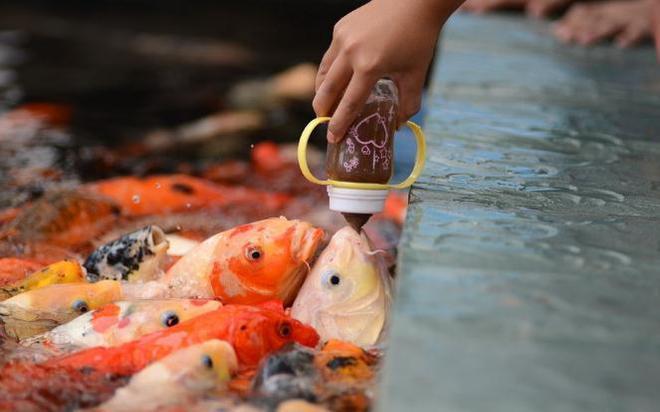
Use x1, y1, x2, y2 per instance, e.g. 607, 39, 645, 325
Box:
316, 41, 339, 92
327, 73, 378, 143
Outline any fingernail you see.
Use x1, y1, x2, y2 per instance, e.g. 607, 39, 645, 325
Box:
327, 131, 338, 143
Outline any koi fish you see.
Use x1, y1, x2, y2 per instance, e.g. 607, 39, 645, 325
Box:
0, 259, 85, 301
0, 190, 121, 252
0, 102, 72, 131
91, 340, 237, 412
165, 234, 200, 256
0, 280, 122, 340
162, 217, 324, 305
26, 299, 223, 351
0, 362, 129, 412
291, 227, 392, 346
0, 258, 45, 288
276, 400, 330, 412
250, 340, 376, 411
251, 343, 318, 407
381, 191, 407, 226
48, 301, 319, 374
314, 339, 378, 383
85, 174, 291, 217
84, 225, 169, 282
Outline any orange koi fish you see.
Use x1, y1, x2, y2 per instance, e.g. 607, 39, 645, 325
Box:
48, 301, 319, 374
85, 174, 291, 217
161, 217, 323, 305
0, 190, 121, 252
314, 339, 379, 383
0, 102, 72, 131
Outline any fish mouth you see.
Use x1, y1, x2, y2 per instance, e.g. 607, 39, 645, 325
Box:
277, 225, 323, 306
291, 319, 320, 348
296, 226, 324, 264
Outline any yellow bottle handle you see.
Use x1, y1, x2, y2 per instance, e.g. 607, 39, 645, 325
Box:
297, 117, 426, 190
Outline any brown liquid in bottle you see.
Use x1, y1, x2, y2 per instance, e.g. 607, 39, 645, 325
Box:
326, 79, 399, 231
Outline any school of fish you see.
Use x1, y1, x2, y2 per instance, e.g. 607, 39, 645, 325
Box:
0, 139, 405, 412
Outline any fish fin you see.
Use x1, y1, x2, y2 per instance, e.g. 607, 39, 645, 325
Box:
0, 305, 62, 339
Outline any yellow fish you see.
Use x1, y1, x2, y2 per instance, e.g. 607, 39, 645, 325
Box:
0, 280, 122, 340
0, 260, 85, 301
90, 339, 237, 412
291, 227, 392, 346
26, 299, 223, 350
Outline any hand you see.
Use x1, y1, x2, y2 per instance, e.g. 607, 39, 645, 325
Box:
313, 0, 458, 143
554, 0, 653, 47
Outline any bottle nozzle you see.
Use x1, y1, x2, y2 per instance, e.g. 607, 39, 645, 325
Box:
342, 213, 372, 232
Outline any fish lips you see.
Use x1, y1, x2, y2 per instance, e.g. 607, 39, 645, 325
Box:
278, 226, 324, 306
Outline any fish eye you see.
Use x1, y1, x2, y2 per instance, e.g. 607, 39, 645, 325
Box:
277, 321, 292, 338
161, 311, 179, 327
201, 354, 214, 369
321, 270, 342, 288
71, 299, 89, 314
245, 245, 264, 262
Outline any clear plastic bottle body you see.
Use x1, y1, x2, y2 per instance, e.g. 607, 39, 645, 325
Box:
326, 79, 399, 184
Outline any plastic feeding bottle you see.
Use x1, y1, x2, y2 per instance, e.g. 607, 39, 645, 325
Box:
298, 78, 426, 231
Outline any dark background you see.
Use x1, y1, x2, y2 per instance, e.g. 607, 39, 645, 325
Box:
0, 0, 363, 143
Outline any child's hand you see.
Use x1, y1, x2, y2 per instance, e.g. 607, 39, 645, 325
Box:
313, 0, 459, 143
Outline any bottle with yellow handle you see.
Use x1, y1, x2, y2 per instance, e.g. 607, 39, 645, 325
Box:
298, 79, 426, 231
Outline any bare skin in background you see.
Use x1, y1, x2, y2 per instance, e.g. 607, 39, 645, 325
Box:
461, 0, 575, 18
554, 0, 654, 47
462, 0, 660, 57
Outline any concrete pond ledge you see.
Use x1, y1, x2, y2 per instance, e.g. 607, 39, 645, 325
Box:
378, 14, 660, 412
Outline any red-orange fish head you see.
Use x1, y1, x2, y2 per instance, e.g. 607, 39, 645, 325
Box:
211, 218, 324, 305
232, 302, 319, 366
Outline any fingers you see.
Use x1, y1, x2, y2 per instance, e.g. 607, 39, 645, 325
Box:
461, 0, 526, 13
554, 4, 614, 45
326, 73, 378, 143
395, 72, 425, 126
526, 0, 570, 18
616, 24, 647, 47
315, 41, 339, 92
312, 56, 352, 118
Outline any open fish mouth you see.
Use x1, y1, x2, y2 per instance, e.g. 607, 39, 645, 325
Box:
84, 225, 169, 282
295, 227, 325, 265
